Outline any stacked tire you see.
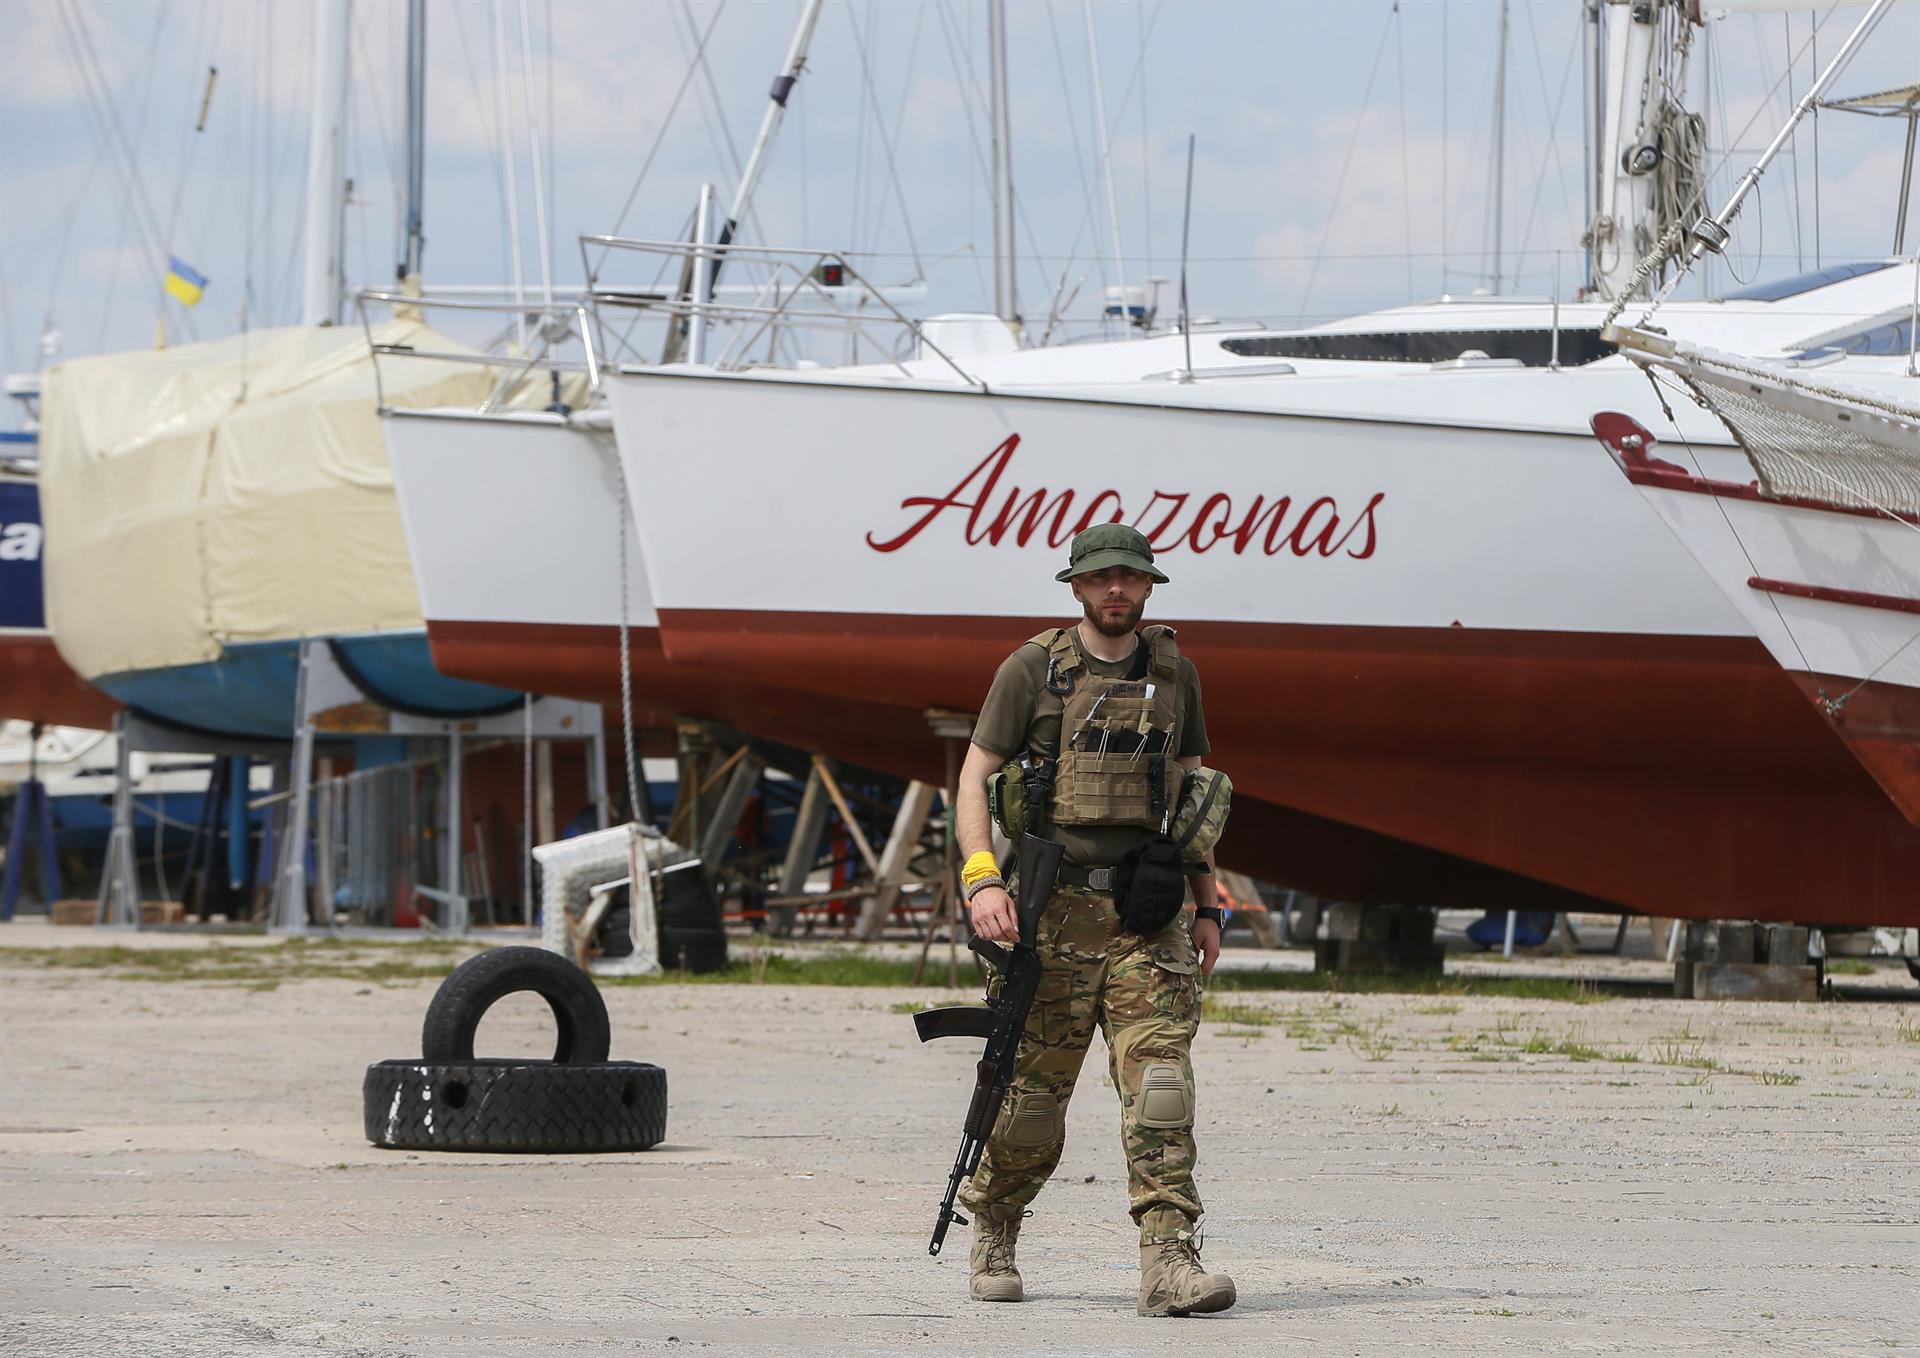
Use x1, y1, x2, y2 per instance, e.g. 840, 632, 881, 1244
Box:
655, 859, 728, 975
363, 947, 667, 1153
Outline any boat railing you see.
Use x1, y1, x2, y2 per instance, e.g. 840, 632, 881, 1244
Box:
354, 290, 603, 416
577, 235, 981, 388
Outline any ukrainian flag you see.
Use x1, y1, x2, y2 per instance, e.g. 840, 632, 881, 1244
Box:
164, 256, 208, 307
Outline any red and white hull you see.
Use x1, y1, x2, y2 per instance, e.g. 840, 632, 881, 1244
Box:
0, 630, 117, 729
605, 363, 1920, 927
1599, 399, 1920, 827
380, 409, 964, 775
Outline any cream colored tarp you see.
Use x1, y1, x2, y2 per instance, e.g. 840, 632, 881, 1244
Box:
38, 320, 499, 681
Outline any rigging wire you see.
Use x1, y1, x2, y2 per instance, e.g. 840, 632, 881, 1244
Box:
1511, 4, 1582, 295
597, 2, 725, 256
56, 0, 180, 346
1646, 364, 1920, 711
491, 0, 526, 344
845, 0, 926, 278
452, 4, 513, 301
927, 0, 992, 304
1612, 3, 1842, 331
862, 0, 928, 271
1136, 0, 1152, 280
1083, 0, 1129, 331
350, 4, 403, 289
1297, 4, 1396, 322
1393, 2, 1412, 301
673, 0, 768, 248
518, 0, 554, 305
1784, 14, 1804, 274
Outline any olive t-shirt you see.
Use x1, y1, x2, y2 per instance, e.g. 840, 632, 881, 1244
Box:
973, 627, 1210, 867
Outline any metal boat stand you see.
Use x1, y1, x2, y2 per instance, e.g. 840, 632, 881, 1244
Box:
267, 638, 604, 937
93, 713, 294, 930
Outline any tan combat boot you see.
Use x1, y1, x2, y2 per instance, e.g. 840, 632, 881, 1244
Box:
1138, 1233, 1236, 1317
969, 1210, 1025, 1302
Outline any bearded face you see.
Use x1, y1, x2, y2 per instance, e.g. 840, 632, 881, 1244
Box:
1072, 567, 1152, 639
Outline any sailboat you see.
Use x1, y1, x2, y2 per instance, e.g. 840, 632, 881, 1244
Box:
587, 0, 1920, 927
0, 384, 116, 730
35, 0, 525, 742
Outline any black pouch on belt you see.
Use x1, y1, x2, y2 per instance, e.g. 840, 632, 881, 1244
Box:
1113, 833, 1187, 935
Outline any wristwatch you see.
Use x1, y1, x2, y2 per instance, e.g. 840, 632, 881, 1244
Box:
1194, 904, 1224, 926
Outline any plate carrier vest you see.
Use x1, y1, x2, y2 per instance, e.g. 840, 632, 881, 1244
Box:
1014, 625, 1184, 835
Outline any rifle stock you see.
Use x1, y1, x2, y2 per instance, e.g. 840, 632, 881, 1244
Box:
916, 831, 1066, 1256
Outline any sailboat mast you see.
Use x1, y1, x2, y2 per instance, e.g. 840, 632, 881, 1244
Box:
301, 0, 351, 325
1488, 0, 1508, 294
1584, 0, 1603, 294
717, 0, 824, 257
399, 0, 426, 289
989, 0, 1017, 328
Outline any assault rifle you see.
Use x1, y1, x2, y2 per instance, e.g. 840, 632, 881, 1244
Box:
912, 831, 1066, 1256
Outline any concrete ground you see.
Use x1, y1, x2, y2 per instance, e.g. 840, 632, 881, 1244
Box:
1, 920, 1916, 1356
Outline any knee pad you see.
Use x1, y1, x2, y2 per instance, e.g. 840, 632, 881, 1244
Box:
998, 1091, 1062, 1149
1135, 1061, 1193, 1130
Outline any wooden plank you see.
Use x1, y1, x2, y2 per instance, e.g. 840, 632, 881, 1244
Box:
1215, 868, 1281, 949
1687, 962, 1819, 1003
534, 740, 556, 846
698, 750, 764, 867
857, 780, 938, 939
811, 755, 879, 875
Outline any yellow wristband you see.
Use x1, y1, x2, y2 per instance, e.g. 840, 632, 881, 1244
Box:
962, 851, 1001, 888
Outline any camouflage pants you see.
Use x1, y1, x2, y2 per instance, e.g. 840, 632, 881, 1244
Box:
957, 885, 1204, 1244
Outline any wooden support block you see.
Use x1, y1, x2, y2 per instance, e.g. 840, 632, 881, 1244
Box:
858, 780, 939, 940
697, 749, 765, 868
811, 755, 879, 876
1682, 961, 1819, 1003
771, 766, 830, 938
1762, 925, 1809, 965
1215, 869, 1281, 949
1315, 904, 1442, 973
51, 900, 184, 927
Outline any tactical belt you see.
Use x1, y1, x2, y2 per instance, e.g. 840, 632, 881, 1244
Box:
1057, 862, 1119, 892
1056, 860, 1207, 892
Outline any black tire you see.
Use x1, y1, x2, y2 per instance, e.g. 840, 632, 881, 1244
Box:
363, 1059, 666, 1152
659, 926, 728, 974
656, 861, 718, 929
420, 946, 611, 1064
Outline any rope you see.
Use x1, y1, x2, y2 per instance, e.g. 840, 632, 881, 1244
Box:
522, 692, 534, 922
1605, 5, 1839, 328
613, 447, 643, 827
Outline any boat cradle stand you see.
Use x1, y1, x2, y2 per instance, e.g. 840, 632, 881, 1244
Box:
1673, 921, 1821, 1002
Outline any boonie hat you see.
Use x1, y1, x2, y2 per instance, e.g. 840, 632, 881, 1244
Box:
1055, 523, 1170, 583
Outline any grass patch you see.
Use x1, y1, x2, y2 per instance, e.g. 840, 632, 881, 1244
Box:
604, 949, 948, 988
1757, 1070, 1802, 1087
1202, 998, 1279, 1027
0, 941, 466, 987
1205, 970, 1605, 1003
1828, 959, 1875, 976
1647, 1037, 1720, 1071
1214, 1026, 1269, 1041
1347, 1020, 1394, 1062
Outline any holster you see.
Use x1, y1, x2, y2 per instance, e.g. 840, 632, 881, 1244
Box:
1112, 833, 1187, 935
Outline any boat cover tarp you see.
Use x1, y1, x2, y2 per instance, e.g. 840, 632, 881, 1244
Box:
37, 320, 500, 681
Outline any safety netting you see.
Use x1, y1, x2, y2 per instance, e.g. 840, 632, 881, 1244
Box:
1650, 342, 1920, 518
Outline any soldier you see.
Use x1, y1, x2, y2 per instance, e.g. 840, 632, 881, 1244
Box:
953, 522, 1235, 1318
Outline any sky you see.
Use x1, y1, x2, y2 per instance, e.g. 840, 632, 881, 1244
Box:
2, 0, 1917, 376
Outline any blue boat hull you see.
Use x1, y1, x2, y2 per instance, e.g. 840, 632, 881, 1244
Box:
92, 633, 522, 739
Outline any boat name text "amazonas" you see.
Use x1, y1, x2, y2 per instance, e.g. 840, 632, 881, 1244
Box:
866, 434, 1384, 559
